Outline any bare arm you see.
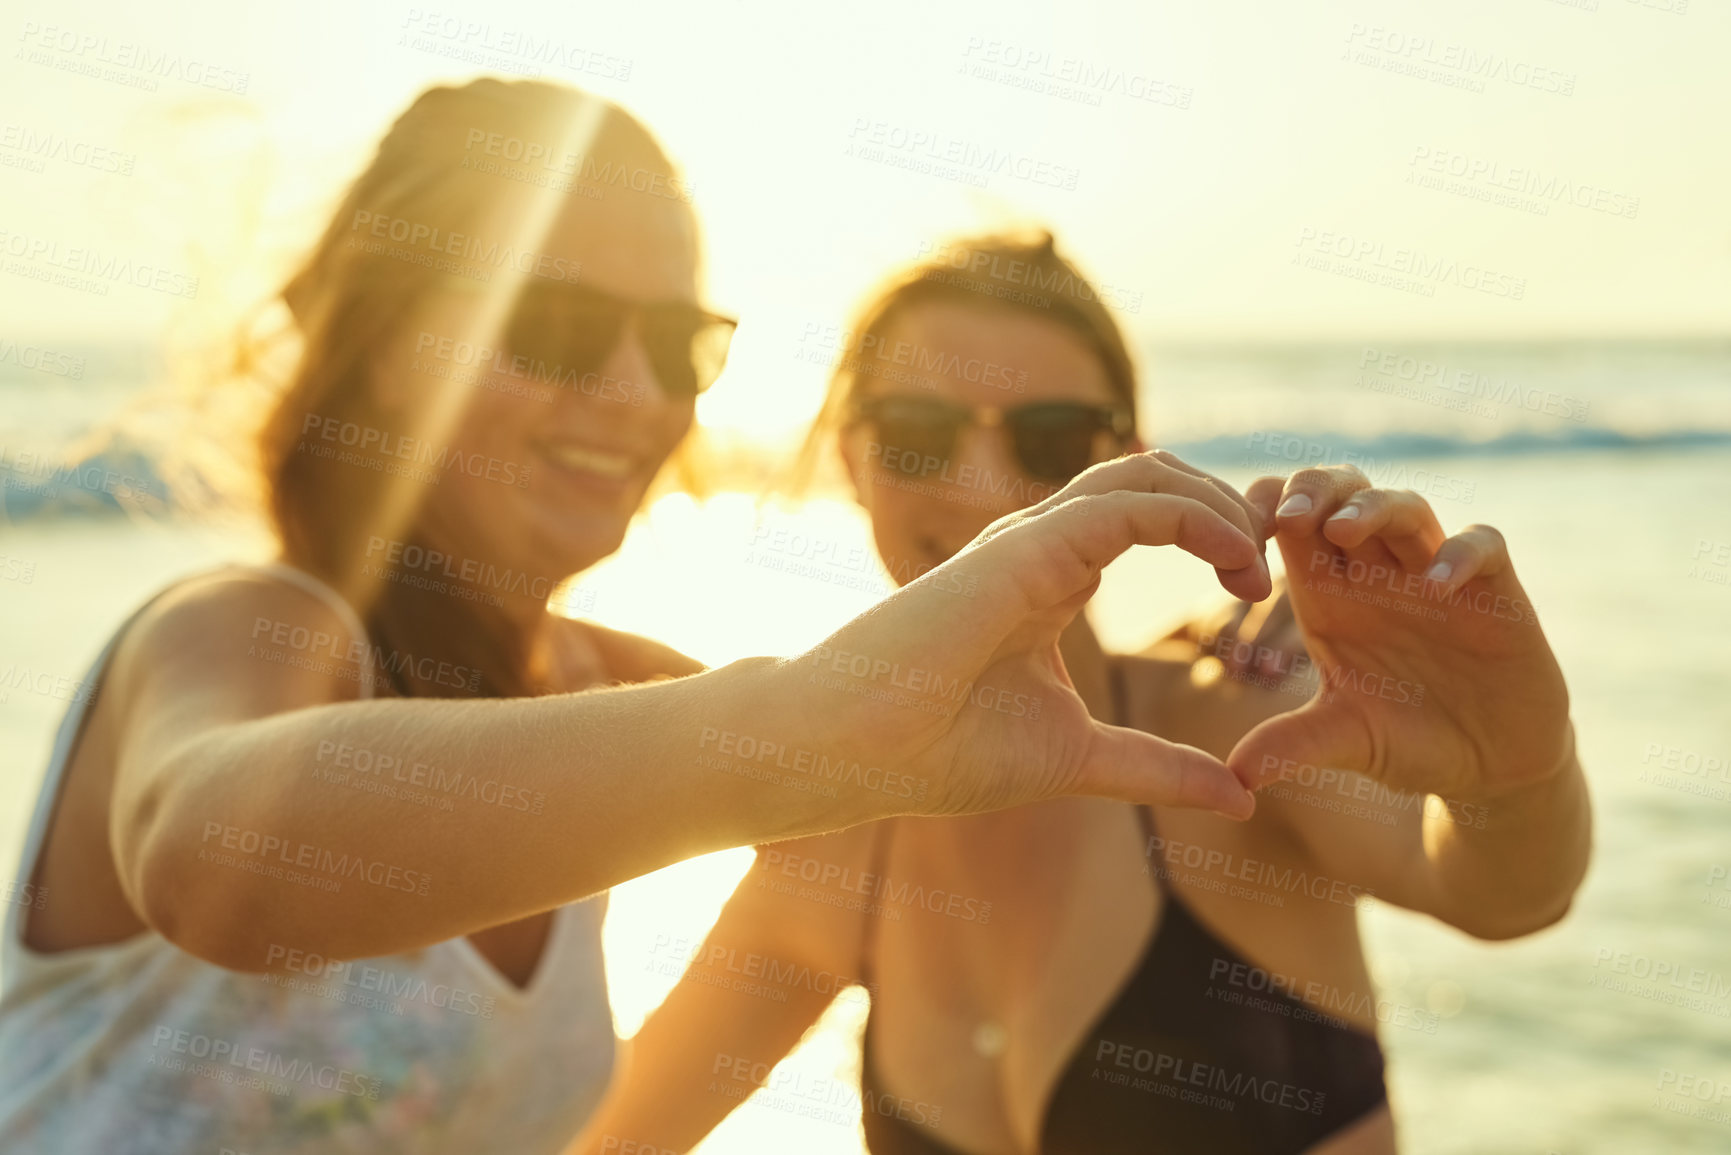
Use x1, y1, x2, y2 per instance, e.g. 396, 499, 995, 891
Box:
109, 572, 852, 971
106, 451, 1276, 971
568, 826, 877, 1155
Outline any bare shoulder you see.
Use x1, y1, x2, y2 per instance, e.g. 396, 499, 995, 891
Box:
109, 567, 368, 720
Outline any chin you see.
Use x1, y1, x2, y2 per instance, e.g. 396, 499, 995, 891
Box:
533, 520, 630, 578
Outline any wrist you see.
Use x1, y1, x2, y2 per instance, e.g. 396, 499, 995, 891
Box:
712, 655, 907, 835
1457, 721, 1580, 814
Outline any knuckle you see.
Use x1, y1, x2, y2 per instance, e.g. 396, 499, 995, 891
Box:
1203, 476, 1244, 507
1333, 467, 1371, 492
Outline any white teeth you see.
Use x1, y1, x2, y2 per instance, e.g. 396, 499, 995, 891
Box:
543, 444, 634, 479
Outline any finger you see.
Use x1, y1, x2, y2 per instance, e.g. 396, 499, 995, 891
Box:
1424, 524, 1511, 595
1148, 449, 1264, 549
1077, 722, 1256, 820
927, 493, 1269, 678
1320, 488, 1445, 572
1274, 466, 1372, 536
1043, 491, 1272, 603
1247, 476, 1286, 539
1046, 452, 1260, 545
1226, 699, 1374, 790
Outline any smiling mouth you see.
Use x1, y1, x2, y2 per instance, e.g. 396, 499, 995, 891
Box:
538, 442, 636, 481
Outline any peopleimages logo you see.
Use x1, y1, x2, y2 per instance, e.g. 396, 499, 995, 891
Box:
263, 944, 497, 1018
148, 1028, 381, 1099
461, 129, 695, 202
1293, 227, 1526, 300
845, 119, 1081, 191
0, 337, 85, 379
364, 535, 554, 602
806, 645, 1042, 721
1093, 1039, 1327, 1115
0, 228, 199, 298
798, 321, 1030, 393
957, 37, 1193, 111
314, 739, 547, 815
758, 848, 994, 924
346, 210, 583, 283
198, 822, 432, 896
915, 240, 1145, 313
249, 614, 483, 694
412, 330, 643, 405
697, 726, 928, 803
865, 441, 1061, 505
15, 22, 251, 94
1144, 833, 1371, 909
0, 122, 136, 176
298, 413, 533, 489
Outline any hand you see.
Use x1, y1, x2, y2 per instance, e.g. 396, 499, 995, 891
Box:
1227, 467, 1572, 803
782, 451, 1273, 822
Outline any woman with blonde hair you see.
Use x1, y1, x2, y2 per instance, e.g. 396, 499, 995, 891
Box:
575, 230, 1589, 1155
0, 88, 1284, 1153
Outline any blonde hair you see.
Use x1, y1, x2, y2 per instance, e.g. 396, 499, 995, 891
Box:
790, 227, 1139, 493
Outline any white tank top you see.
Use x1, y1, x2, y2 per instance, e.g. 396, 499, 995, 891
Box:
0, 564, 617, 1154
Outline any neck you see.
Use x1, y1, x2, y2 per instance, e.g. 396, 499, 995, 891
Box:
359, 561, 569, 698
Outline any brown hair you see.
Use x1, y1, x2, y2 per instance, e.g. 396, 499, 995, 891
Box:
790, 227, 1140, 493
251, 78, 695, 697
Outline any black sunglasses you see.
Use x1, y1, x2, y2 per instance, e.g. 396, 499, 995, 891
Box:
848, 395, 1134, 484
500, 281, 737, 399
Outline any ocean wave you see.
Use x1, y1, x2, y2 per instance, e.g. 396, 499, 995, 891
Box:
1173, 425, 1731, 467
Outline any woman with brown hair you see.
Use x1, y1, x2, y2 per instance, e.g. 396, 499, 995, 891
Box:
0, 89, 1282, 1153
574, 230, 1589, 1154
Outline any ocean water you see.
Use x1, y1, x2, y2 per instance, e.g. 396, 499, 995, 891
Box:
1, 341, 1728, 1152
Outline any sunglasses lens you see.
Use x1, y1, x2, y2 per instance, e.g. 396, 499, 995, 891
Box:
504, 287, 624, 381
864, 398, 962, 474
642, 308, 736, 398
503, 287, 735, 400
1010, 404, 1110, 483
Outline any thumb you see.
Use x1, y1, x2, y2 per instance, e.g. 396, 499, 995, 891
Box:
1227, 698, 1372, 790
1075, 722, 1257, 820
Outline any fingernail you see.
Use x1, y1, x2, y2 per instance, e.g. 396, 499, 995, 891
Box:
1257, 555, 1271, 585
1276, 494, 1311, 518
1425, 562, 1452, 583
1327, 505, 1360, 521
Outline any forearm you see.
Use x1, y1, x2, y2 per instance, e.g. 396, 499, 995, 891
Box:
573, 974, 834, 1154
569, 876, 848, 1155
1424, 727, 1592, 939
131, 657, 887, 968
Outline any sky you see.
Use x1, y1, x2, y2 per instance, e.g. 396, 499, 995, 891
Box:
2, 0, 1727, 435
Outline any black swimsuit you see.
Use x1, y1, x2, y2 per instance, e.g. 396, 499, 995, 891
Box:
858, 674, 1388, 1154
